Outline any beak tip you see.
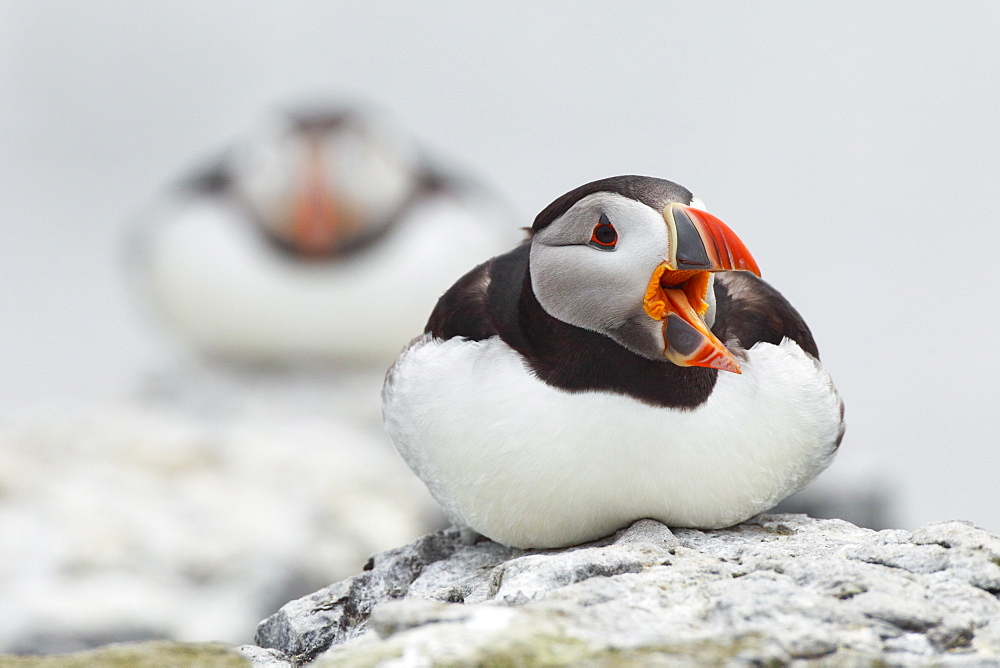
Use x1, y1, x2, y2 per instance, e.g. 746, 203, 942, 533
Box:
672, 203, 761, 278
709, 353, 742, 374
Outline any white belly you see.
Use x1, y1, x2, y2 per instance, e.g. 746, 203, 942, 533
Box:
137, 193, 516, 364
383, 335, 843, 548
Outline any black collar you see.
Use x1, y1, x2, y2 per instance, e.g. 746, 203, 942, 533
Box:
488, 243, 718, 409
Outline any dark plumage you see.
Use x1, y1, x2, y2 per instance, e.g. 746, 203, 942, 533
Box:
426, 242, 818, 409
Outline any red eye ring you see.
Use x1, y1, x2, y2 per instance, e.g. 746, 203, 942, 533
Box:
589, 217, 618, 249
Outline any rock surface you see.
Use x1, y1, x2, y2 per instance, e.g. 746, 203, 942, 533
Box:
2, 641, 248, 667
0, 364, 443, 654
248, 514, 1000, 666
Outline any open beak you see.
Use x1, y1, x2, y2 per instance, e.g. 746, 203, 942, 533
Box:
288, 140, 352, 257
643, 203, 761, 374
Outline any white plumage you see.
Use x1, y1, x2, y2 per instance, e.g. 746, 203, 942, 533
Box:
139, 190, 512, 363
133, 106, 518, 364
384, 334, 842, 549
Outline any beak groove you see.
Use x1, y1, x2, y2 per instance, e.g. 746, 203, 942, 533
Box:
664, 203, 761, 277
643, 203, 761, 374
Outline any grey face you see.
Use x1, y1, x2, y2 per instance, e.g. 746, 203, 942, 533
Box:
531, 191, 714, 361
229, 111, 421, 237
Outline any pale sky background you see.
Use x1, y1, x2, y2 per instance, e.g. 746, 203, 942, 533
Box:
1, 2, 999, 530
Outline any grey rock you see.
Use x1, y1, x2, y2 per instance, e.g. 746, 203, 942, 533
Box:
236, 644, 292, 668
0, 368, 443, 654
248, 514, 1000, 666
0, 641, 249, 667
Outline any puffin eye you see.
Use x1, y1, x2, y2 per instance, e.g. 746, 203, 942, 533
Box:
589, 213, 618, 250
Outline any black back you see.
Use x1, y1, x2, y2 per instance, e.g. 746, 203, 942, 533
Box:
425, 241, 820, 410
712, 272, 819, 359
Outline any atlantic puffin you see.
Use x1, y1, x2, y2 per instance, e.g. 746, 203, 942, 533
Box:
383, 175, 845, 549
135, 106, 517, 363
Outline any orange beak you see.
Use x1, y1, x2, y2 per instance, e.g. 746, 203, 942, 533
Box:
289, 140, 354, 257
643, 203, 761, 374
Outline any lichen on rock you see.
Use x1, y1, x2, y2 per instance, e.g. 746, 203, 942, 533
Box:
3, 641, 248, 668
247, 514, 1000, 666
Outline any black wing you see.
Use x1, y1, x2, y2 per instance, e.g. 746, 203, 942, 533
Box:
712, 272, 820, 359
424, 258, 499, 341
424, 241, 533, 343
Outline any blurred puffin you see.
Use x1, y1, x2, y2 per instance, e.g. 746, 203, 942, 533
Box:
383, 176, 845, 548
136, 106, 517, 364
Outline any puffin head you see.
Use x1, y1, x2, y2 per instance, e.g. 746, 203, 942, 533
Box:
228, 107, 422, 258
529, 176, 761, 374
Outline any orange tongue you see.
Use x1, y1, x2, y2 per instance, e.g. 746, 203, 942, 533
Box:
643, 263, 742, 374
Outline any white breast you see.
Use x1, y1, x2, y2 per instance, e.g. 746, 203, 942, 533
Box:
137, 193, 517, 364
383, 335, 843, 548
